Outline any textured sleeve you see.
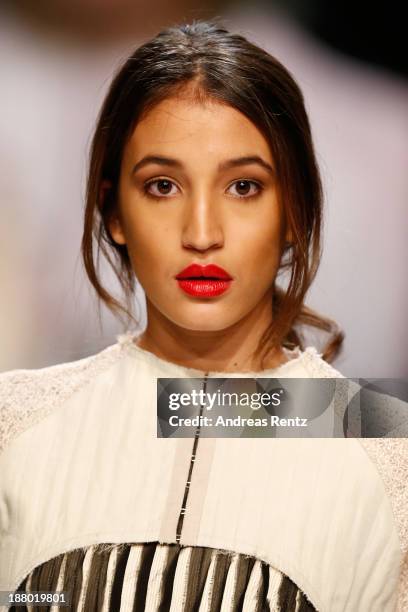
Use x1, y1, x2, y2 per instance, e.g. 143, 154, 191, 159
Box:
0, 342, 124, 455
359, 437, 408, 554
302, 348, 408, 610
359, 437, 408, 612
301, 346, 345, 378
396, 550, 408, 611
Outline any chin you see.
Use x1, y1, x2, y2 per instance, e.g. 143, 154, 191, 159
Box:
168, 310, 241, 333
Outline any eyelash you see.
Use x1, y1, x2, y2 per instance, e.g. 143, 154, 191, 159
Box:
143, 178, 264, 200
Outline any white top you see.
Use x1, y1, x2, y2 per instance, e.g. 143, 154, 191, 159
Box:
0, 332, 407, 611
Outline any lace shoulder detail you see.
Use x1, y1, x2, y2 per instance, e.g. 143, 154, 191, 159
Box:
359, 437, 408, 554
397, 549, 408, 611
300, 347, 345, 378
300, 349, 408, 589
0, 340, 126, 455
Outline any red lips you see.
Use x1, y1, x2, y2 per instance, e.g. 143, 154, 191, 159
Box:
175, 263, 232, 280
175, 264, 233, 297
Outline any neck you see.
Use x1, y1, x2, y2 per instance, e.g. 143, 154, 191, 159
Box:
135, 295, 289, 373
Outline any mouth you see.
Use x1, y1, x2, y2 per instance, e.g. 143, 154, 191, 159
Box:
175, 263, 233, 298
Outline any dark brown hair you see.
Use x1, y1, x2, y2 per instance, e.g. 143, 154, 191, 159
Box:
82, 18, 344, 365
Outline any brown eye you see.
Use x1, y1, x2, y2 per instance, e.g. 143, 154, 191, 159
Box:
156, 179, 172, 194
227, 180, 262, 198
144, 179, 179, 198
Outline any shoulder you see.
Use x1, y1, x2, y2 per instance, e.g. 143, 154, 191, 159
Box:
0, 338, 127, 455
360, 437, 408, 552
298, 348, 408, 553
360, 436, 408, 609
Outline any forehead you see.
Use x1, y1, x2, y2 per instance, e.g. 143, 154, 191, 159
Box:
124, 95, 273, 164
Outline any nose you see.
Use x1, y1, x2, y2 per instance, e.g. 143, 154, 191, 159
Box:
181, 191, 224, 252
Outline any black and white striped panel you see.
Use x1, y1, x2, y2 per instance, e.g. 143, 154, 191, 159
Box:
12, 542, 316, 611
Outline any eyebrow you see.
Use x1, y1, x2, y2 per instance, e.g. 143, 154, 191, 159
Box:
131, 155, 274, 176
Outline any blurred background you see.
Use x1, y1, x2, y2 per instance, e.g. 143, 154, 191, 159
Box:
0, 0, 407, 377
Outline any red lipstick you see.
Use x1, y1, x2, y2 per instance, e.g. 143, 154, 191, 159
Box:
175, 263, 233, 298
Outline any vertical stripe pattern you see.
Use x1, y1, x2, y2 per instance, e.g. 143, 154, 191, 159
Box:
12, 542, 316, 611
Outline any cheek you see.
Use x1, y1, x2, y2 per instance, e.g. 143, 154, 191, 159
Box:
124, 217, 174, 274
234, 215, 283, 269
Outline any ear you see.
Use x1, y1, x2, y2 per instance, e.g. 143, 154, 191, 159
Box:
108, 214, 127, 246
284, 224, 293, 245
100, 179, 127, 246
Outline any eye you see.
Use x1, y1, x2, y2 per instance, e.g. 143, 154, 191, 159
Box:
144, 178, 179, 198
227, 180, 263, 199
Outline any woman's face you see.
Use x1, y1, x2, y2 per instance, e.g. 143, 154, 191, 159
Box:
109, 93, 289, 333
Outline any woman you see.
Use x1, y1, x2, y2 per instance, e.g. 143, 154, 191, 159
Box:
0, 19, 406, 612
